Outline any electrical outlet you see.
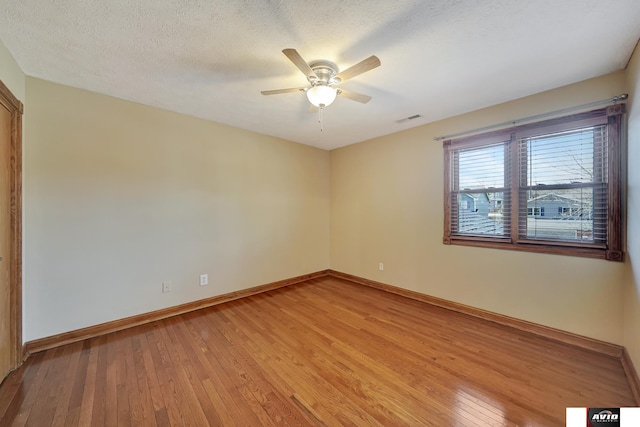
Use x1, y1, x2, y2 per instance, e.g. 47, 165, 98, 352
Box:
379, 263, 384, 271
162, 281, 171, 293
200, 274, 208, 286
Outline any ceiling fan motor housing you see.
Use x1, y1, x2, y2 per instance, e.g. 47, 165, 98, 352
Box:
260, 49, 378, 109
309, 60, 340, 85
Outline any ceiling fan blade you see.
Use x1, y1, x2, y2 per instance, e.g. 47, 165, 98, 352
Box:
261, 87, 307, 95
335, 55, 381, 82
337, 89, 372, 104
282, 49, 318, 80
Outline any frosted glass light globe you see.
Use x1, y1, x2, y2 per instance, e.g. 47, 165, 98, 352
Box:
306, 85, 337, 107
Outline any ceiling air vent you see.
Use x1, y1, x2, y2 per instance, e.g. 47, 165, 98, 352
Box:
396, 114, 422, 124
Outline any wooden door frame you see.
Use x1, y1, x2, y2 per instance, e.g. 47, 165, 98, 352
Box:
0, 79, 23, 370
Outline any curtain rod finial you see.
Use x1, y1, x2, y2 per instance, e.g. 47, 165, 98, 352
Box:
613, 94, 628, 103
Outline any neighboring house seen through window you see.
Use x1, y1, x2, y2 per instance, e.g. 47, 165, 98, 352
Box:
443, 105, 624, 261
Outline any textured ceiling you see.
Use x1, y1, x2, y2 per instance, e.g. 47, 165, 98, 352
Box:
1, 0, 640, 150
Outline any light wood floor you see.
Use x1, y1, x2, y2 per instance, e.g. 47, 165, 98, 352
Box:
0, 277, 635, 426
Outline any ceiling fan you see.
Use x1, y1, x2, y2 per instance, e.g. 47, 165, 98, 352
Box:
261, 49, 381, 129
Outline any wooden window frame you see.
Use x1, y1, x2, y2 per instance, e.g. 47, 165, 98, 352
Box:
443, 105, 625, 261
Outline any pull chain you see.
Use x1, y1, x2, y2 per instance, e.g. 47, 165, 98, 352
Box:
318, 104, 325, 131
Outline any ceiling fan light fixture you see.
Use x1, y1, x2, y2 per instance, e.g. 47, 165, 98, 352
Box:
306, 84, 337, 107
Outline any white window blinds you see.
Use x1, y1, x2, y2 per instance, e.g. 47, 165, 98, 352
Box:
517, 124, 607, 244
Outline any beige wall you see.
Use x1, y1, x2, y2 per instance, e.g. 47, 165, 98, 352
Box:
0, 39, 25, 102
9, 39, 638, 352
624, 43, 640, 369
330, 71, 627, 343
23, 78, 330, 341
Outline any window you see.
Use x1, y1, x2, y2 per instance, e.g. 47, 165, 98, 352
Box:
443, 105, 624, 261
527, 207, 542, 216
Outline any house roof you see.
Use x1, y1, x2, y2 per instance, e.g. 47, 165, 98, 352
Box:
1, 1, 639, 150
527, 193, 582, 204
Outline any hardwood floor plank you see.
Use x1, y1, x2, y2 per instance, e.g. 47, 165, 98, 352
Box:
116, 330, 134, 427
153, 407, 170, 427
201, 378, 239, 427
290, 393, 326, 427
63, 340, 91, 426
1, 277, 637, 426
104, 333, 118, 427
273, 292, 473, 425
50, 342, 83, 427
201, 308, 348, 425
76, 337, 99, 426
10, 347, 59, 426
24, 346, 66, 426
137, 325, 166, 418
189, 310, 280, 426
89, 336, 108, 426
209, 305, 337, 426
172, 317, 239, 426
156, 317, 214, 426
0, 350, 47, 423
145, 326, 191, 426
